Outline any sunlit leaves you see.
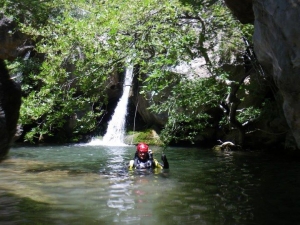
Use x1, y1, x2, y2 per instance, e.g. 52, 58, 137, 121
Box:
3, 0, 202, 142
3, 0, 255, 144
139, 1, 255, 145
146, 74, 226, 144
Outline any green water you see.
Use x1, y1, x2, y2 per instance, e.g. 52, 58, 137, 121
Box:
1, 144, 300, 225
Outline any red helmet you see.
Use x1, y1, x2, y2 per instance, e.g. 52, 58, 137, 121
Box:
137, 142, 149, 153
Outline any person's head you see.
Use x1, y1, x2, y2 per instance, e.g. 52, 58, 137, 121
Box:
136, 142, 149, 160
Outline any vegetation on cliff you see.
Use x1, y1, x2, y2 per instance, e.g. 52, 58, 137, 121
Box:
2, 0, 277, 147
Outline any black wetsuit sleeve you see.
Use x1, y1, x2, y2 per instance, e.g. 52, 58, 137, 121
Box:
161, 154, 169, 169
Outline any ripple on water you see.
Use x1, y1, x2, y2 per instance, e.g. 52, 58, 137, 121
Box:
3, 145, 300, 225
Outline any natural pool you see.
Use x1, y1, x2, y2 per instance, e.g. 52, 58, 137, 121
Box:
0, 144, 300, 225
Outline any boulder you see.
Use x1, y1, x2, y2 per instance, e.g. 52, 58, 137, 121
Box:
0, 60, 21, 157
0, 14, 33, 60
0, 14, 29, 156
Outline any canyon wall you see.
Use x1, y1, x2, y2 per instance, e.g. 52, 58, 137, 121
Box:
225, 0, 300, 149
0, 15, 28, 156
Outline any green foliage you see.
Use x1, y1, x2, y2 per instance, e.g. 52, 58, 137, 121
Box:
3, 0, 258, 144
146, 73, 227, 144
139, 1, 255, 145
3, 0, 202, 142
128, 129, 163, 146
4, 0, 119, 142
236, 106, 261, 124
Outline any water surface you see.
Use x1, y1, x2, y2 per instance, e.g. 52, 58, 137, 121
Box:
1, 145, 300, 225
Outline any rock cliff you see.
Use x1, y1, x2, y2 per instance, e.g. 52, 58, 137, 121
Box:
225, 0, 300, 149
0, 15, 28, 156
0, 60, 21, 157
0, 14, 33, 60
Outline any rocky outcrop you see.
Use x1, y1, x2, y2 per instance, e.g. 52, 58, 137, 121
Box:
224, 0, 254, 24
0, 60, 21, 157
0, 14, 33, 60
0, 14, 29, 156
133, 92, 168, 128
225, 1, 300, 149
252, 1, 300, 149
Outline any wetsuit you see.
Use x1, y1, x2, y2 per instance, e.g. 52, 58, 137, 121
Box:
128, 150, 169, 170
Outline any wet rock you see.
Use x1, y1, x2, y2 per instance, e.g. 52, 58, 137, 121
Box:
252, 1, 300, 149
0, 60, 21, 157
0, 14, 33, 60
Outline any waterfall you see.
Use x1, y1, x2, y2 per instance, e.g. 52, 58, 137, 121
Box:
101, 65, 134, 146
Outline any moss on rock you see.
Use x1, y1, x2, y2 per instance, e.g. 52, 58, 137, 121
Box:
125, 129, 163, 146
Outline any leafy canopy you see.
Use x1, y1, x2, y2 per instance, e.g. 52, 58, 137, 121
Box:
2, 0, 202, 142
3, 0, 255, 144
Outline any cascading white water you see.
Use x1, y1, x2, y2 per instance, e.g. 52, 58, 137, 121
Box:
101, 65, 134, 146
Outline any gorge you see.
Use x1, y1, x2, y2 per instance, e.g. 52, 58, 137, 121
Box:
1, 1, 300, 155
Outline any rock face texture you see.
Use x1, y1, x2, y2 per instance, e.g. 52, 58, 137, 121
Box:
224, 0, 254, 24
0, 60, 21, 157
0, 14, 33, 60
253, 1, 300, 149
0, 15, 27, 156
225, 0, 300, 149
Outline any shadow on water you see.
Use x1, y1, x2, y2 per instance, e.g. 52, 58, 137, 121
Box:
0, 191, 51, 224
24, 162, 103, 175
0, 190, 110, 225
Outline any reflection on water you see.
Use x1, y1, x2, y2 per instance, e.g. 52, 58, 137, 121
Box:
1, 145, 300, 224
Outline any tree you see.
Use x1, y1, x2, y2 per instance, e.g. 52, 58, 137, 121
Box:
2, 0, 202, 142
143, 1, 260, 146
3, 0, 261, 146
